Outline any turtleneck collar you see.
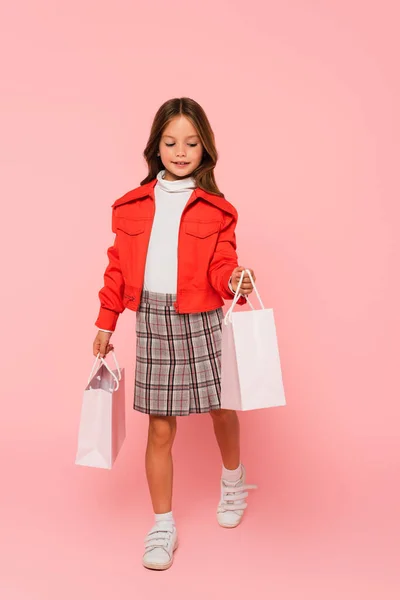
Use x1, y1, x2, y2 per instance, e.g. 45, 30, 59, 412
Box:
156, 169, 196, 193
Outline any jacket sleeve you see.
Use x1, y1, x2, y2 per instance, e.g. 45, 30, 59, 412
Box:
94, 208, 126, 331
208, 212, 247, 306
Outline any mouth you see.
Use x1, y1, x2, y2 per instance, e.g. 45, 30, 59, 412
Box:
173, 162, 190, 166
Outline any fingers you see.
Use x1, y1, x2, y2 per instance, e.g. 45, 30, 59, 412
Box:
93, 337, 114, 358
93, 340, 101, 358
93, 337, 107, 359
235, 275, 256, 285
239, 286, 253, 295
232, 267, 256, 294
99, 342, 114, 358
233, 268, 256, 281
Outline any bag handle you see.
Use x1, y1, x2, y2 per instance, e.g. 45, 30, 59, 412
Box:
87, 350, 122, 391
224, 269, 265, 324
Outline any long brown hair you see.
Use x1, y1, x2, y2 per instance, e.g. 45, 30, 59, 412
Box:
140, 97, 224, 197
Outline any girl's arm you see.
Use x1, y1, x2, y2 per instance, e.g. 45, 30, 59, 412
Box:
208, 213, 247, 306
94, 210, 126, 331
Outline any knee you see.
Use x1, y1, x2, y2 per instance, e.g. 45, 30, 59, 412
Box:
148, 416, 176, 449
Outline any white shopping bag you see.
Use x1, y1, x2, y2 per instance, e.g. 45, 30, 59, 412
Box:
75, 351, 126, 469
221, 270, 286, 411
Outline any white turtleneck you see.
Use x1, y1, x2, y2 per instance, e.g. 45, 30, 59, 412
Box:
143, 169, 196, 293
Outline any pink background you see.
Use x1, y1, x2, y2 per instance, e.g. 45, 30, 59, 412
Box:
1, 0, 399, 597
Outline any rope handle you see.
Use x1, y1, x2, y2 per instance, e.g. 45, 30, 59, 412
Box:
224, 269, 265, 324
87, 350, 122, 391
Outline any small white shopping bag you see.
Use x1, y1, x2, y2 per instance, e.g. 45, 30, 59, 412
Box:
221, 270, 286, 411
75, 351, 126, 469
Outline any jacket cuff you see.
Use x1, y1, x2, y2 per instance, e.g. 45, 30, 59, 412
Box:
95, 307, 119, 332
227, 276, 235, 295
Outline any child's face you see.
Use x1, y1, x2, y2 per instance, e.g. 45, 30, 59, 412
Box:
159, 115, 204, 181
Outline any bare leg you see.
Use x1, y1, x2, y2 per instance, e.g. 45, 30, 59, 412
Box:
209, 408, 241, 469
145, 415, 177, 514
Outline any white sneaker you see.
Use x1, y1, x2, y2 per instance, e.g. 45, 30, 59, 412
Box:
217, 464, 257, 528
142, 521, 178, 570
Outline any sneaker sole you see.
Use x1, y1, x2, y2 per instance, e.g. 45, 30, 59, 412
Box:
142, 539, 179, 571
218, 520, 242, 528
217, 507, 244, 528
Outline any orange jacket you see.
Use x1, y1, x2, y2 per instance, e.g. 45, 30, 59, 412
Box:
95, 177, 247, 331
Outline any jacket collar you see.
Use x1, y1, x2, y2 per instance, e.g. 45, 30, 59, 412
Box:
112, 177, 237, 217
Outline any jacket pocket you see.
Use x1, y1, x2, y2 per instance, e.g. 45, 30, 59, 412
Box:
115, 217, 145, 236
185, 220, 221, 238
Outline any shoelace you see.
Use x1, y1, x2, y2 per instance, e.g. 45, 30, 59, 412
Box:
218, 482, 258, 512
144, 522, 175, 556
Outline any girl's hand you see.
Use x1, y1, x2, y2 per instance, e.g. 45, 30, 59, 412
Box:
93, 331, 114, 358
230, 266, 256, 295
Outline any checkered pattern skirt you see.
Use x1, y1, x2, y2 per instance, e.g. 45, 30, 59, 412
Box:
133, 290, 223, 416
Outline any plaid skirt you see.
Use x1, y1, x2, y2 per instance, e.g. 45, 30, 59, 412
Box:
133, 290, 223, 416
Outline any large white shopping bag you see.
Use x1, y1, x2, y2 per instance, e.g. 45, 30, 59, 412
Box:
221, 270, 286, 411
75, 351, 126, 469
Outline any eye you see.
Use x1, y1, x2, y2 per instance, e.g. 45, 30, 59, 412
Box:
164, 143, 198, 147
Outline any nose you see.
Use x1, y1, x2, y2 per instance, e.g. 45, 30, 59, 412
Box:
175, 144, 186, 157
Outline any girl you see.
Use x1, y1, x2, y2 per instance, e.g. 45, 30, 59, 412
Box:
92, 97, 257, 571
